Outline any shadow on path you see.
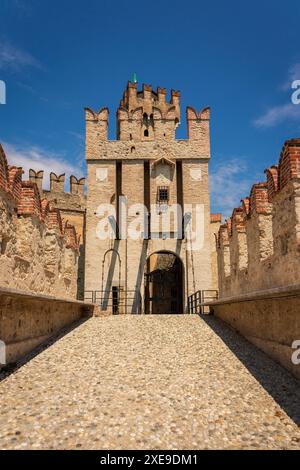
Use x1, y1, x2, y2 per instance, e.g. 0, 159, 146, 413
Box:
0, 317, 90, 383
201, 315, 300, 427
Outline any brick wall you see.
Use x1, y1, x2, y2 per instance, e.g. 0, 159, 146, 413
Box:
84, 82, 217, 312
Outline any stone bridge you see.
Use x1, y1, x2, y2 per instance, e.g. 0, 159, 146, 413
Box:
1, 315, 300, 450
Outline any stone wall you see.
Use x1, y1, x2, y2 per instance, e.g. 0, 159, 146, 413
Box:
84, 81, 217, 313
29, 170, 86, 299
0, 287, 95, 365
0, 144, 80, 299
210, 285, 300, 380
214, 139, 300, 379
217, 139, 300, 298
210, 213, 222, 290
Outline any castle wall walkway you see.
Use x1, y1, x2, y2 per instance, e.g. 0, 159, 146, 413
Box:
0, 315, 300, 450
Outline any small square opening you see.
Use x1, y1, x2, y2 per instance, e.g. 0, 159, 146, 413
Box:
157, 186, 169, 203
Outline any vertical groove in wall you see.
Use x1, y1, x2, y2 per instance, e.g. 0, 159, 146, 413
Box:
116, 161, 122, 239
144, 161, 150, 239
176, 161, 183, 239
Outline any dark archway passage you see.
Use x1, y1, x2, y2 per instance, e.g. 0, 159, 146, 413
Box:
144, 251, 184, 314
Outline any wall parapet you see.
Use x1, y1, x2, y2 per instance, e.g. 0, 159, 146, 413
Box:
206, 283, 300, 380
0, 143, 80, 298
0, 143, 79, 249
217, 138, 300, 298
18, 180, 43, 219
28, 168, 86, 197
210, 213, 222, 223
0, 286, 95, 366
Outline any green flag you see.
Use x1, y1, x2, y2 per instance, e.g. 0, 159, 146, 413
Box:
133, 72, 137, 83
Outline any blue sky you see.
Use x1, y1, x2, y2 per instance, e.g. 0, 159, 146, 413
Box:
0, 0, 300, 217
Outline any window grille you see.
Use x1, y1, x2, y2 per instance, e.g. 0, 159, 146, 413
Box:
157, 186, 169, 203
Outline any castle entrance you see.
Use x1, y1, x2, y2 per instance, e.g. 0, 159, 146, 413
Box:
144, 251, 184, 314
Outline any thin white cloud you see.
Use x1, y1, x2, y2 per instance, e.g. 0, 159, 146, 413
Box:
68, 131, 85, 142
253, 103, 300, 128
289, 63, 300, 82
2, 142, 85, 190
282, 63, 300, 90
0, 41, 40, 71
16, 81, 49, 102
254, 62, 300, 128
210, 159, 255, 219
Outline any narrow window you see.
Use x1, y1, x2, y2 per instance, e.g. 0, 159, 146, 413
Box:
157, 186, 169, 203
143, 113, 148, 125
144, 129, 149, 137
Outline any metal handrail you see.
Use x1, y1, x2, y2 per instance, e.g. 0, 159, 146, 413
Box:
188, 290, 218, 315
84, 290, 141, 314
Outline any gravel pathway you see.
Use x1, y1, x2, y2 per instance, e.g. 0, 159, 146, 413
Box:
0, 315, 300, 450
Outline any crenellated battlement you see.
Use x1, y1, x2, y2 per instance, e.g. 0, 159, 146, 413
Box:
26, 164, 87, 299
70, 175, 85, 196
264, 165, 278, 201
116, 81, 181, 141
50, 172, 65, 193
186, 106, 211, 145
248, 182, 271, 215
0, 143, 80, 247
85, 81, 210, 149
278, 138, 300, 189
46, 207, 64, 234
0, 143, 81, 299
18, 180, 43, 220
28, 165, 87, 299
118, 81, 181, 115
28, 169, 86, 197
217, 138, 300, 298
85, 107, 109, 142
29, 169, 44, 193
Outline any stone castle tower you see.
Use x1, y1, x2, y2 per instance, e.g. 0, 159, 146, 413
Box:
84, 81, 220, 313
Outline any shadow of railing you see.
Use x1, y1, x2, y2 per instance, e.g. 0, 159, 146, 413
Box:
201, 315, 300, 427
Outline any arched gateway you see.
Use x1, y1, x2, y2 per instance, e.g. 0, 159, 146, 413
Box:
84, 81, 221, 313
144, 251, 184, 314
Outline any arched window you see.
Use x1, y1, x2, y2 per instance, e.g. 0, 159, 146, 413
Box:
143, 113, 148, 126
144, 129, 149, 137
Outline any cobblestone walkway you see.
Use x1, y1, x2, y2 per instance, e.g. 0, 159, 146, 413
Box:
1, 315, 300, 450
